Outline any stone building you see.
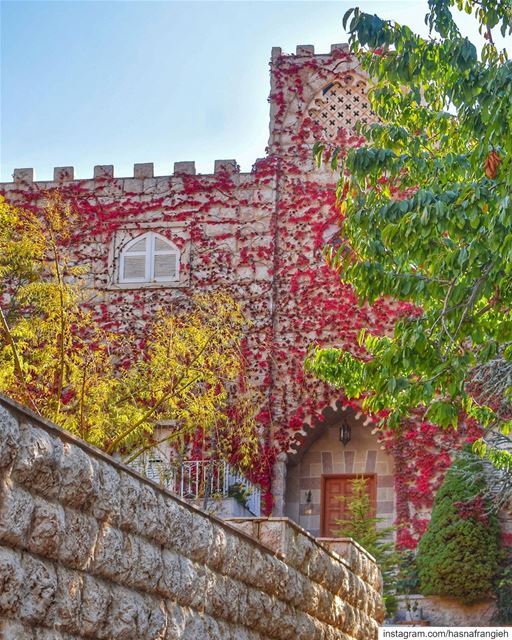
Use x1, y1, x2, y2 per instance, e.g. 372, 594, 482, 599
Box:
1, 44, 410, 539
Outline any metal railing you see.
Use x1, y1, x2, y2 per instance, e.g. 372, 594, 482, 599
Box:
131, 457, 261, 516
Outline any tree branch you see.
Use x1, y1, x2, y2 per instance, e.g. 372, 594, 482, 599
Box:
0, 307, 41, 415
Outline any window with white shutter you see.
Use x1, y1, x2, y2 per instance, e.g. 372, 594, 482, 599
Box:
119, 232, 180, 284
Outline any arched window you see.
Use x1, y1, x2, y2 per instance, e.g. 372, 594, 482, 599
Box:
119, 232, 180, 284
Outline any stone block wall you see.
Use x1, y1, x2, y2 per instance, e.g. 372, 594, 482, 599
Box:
395, 595, 495, 627
0, 394, 384, 639
226, 518, 382, 594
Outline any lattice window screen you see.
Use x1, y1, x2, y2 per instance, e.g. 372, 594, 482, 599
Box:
306, 79, 375, 140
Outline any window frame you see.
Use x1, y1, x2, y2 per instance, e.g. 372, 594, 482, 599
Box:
118, 231, 180, 285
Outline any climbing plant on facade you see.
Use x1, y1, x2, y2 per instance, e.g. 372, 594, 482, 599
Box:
306, 0, 512, 464
0, 39, 481, 526
0, 196, 257, 463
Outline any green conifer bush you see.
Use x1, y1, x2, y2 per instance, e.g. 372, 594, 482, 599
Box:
416, 455, 500, 604
335, 477, 399, 615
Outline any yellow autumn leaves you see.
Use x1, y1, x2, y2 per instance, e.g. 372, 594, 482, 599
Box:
0, 195, 257, 466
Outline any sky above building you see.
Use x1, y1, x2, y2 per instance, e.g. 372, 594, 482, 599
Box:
0, 0, 505, 181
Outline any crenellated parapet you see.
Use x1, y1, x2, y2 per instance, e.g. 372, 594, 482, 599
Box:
6, 159, 244, 188
271, 43, 351, 59
1, 159, 267, 210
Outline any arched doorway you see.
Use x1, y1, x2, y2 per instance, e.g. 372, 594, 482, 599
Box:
283, 404, 395, 537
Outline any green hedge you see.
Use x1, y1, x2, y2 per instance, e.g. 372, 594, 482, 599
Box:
416, 454, 500, 604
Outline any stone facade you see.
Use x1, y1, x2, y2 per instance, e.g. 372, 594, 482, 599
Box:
0, 44, 405, 531
0, 393, 384, 639
395, 595, 496, 627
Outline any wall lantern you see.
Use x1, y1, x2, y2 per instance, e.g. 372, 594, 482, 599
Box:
339, 418, 352, 446
304, 490, 313, 515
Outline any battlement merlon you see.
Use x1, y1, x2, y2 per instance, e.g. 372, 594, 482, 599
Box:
3, 160, 251, 187
271, 43, 350, 60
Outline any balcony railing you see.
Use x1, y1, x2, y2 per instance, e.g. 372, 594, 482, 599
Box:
131, 457, 261, 517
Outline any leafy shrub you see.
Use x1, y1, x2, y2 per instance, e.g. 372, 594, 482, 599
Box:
493, 563, 512, 624
416, 454, 500, 604
227, 481, 251, 507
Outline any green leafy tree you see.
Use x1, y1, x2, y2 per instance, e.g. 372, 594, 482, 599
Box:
416, 454, 500, 603
335, 477, 399, 615
305, 1, 512, 463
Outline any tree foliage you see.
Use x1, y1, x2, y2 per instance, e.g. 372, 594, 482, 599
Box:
416, 453, 500, 603
0, 196, 256, 464
457, 431, 512, 511
306, 1, 512, 453
335, 477, 399, 615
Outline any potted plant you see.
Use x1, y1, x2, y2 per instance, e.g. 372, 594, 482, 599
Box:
405, 599, 421, 622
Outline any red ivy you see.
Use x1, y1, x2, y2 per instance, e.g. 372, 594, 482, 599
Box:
0, 48, 474, 540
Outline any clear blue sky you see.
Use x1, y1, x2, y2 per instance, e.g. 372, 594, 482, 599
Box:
0, 1, 501, 181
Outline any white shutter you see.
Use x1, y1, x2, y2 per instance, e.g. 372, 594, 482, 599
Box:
127, 237, 147, 252
153, 252, 177, 280
118, 233, 180, 284
122, 254, 147, 281
154, 237, 171, 251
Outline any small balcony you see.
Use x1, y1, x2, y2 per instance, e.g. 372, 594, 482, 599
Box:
131, 457, 262, 517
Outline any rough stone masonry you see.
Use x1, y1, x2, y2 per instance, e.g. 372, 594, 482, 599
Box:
0, 393, 384, 639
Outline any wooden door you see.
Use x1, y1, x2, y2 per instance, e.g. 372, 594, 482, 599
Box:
321, 474, 376, 537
